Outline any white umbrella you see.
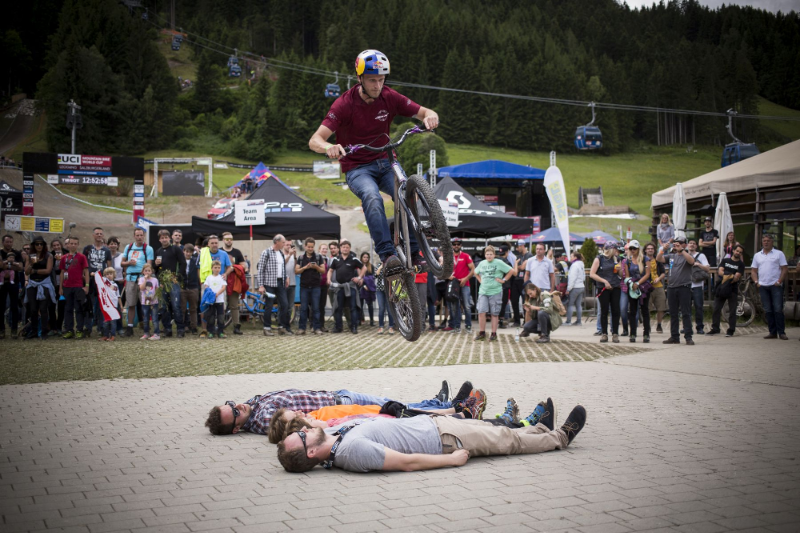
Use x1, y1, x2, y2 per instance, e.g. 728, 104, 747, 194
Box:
672, 182, 686, 242
714, 192, 734, 260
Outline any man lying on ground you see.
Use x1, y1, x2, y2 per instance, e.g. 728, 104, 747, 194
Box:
276, 397, 586, 473
205, 380, 473, 436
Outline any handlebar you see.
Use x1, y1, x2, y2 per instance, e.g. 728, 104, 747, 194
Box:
345, 125, 433, 155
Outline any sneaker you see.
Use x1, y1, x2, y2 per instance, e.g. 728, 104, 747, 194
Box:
519, 331, 530, 338
453, 327, 461, 333
332, 328, 343, 334
426, 326, 437, 333
99, 337, 108, 342
536, 336, 550, 343
696, 329, 705, 335
656, 324, 663, 333
233, 324, 243, 335
107, 336, 115, 342
262, 328, 274, 337
62, 331, 75, 339
779, 334, 789, 340
463, 389, 487, 420
140, 334, 150, 340
498, 320, 507, 329
465, 326, 472, 332
191, 328, 198, 335
561, 405, 587, 445
474, 332, 486, 341
496, 397, 520, 425
75, 332, 84, 340
177, 331, 185, 338
629, 336, 636, 343
297, 329, 306, 335
314, 329, 324, 335
685, 339, 695, 345
764, 334, 777, 339
540, 398, 557, 431
164, 330, 173, 338
284, 329, 295, 336
435, 381, 451, 403
218, 333, 227, 339
199, 330, 208, 338
452, 381, 473, 404
706, 330, 720, 336
593, 331, 603, 336
612, 334, 619, 343
643, 335, 650, 343
663, 338, 680, 344
277, 328, 286, 336
489, 333, 498, 341
382, 254, 404, 274
388, 328, 395, 335
149, 334, 161, 340
620, 329, 628, 337
377, 327, 384, 334
443, 326, 454, 332
725, 332, 733, 338
439, 320, 447, 329
600, 334, 608, 343
523, 402, 546, 426
207, 333, 215, 339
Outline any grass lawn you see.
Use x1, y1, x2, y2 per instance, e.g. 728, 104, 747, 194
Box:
8, 111, 47, 162
758, 96, 800, 141
156, 39, 197, 81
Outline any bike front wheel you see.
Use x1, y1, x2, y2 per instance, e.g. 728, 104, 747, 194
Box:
385, 268, 423, 341
405, 174, 454, 279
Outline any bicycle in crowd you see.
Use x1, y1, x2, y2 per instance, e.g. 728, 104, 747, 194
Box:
345, 125, 454, 341
224, 290, 298, 329
721, 273, 762, 327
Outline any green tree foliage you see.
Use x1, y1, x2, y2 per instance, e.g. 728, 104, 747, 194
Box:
580, 237, 598, 267
392, 121, 450, 174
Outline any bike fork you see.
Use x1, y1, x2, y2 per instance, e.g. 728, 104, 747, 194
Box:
393, 165, 413, 269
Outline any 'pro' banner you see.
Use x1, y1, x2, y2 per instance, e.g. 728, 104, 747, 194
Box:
544, 165, 570, 254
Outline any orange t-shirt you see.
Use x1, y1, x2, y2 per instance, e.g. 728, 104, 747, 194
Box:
308, 404, 382, 420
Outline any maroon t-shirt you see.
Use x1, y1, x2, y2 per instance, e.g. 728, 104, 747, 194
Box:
321, 84, 421, 173
59, 252, 88, 288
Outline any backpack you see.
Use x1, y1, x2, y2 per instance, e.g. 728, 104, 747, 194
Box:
691, 253, 711, 283
445, 279, 461, 302
548, 291, 567, 316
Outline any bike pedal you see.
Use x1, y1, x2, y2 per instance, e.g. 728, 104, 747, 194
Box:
384, 265, 406, 278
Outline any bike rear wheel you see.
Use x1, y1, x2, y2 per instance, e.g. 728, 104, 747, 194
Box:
405, 174, 454, 279
384, 266, 423, 341
722, 294, 755, 327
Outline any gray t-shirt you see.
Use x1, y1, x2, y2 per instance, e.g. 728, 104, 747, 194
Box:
333, 416, 442, 472
663, 252, 692, 287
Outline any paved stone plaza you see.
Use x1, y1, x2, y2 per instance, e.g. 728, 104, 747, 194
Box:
1, 324, 799, 533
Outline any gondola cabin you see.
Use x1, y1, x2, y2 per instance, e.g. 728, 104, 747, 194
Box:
324, 83, 341, 98
574, 125, 602, 150
721, 142, 759, 167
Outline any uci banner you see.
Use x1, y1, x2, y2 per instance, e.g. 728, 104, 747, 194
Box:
544, 164, 571, 255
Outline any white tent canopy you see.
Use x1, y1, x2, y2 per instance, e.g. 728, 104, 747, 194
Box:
651, 140, 800, 208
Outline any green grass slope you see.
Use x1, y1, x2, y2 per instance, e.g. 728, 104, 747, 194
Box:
758, 96, 800, 141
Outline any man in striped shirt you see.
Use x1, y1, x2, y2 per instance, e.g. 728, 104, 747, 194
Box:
257, 234, 292, 336
206, 382, 473, 436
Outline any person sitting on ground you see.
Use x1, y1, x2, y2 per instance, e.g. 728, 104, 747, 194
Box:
520, 282, 561, 343
205, 381, 473, 436
276, 398, 586, 473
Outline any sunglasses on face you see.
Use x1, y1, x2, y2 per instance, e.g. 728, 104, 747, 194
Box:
34, 243, 44, 247
225, 401, 240, 427
296, 430, 308, 455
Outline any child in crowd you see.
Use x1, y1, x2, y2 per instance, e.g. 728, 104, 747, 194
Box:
0, 252, 15, 285
203, 260, 227, 338
473, 245, 514, 341
138, 264, 160, 340
100, 267, 120, 342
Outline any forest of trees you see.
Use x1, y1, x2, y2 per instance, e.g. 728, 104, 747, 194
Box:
4, 0, 799, 159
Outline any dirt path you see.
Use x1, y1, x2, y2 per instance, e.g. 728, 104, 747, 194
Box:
0, 100, 35, 156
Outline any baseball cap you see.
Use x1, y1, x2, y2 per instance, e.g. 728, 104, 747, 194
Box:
451, 237, 462, 244
603, 241, 617, 250
499, 245, 509, 253
628, 239, 640, 249
704, 216, 712, 221
674, 235, 687, 243
516, 239, 526, 246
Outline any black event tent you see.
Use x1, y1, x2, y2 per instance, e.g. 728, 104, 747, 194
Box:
191, 176, 340, 240
434, 176, 535, 237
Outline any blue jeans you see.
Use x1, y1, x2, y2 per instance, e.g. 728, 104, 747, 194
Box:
376, 289, 395, 328
565, 290, 584, 324
345, 159, 418, 262
299, 285, 321, 331
335, 289, 360, 331
449, 284, 473, 329
90, 283, 103, 334
142, 304, 160, 335
335, 389, 451, 410
758, 285, 785, 335
160, 281, 184, 333
262, 280, 290, 330
691, 286, 705, 332
620, 290, 629, 331
103, 319, 117, 338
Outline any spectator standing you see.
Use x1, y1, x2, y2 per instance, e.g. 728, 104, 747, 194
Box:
359, 252, 376, 326
99, 267, 120, 341
511, 240, 533, 327
328, 240, 364, 334
564, 251, 585, 326
172, 229, 183, 249
618, 243, 630, 336
722, 231, 737, 259
497, 245, 515, 329
318, 243, 330, 330
138, 264, 160, 340
49, 239, 65, 335
708, 244, 746, 337
589, 241, 622, 343
699, 216, 719, 268
657, 213, 675, 248
203, 260, 227, 338
473, 245, 514, 342
296, 238, 325, 335
643, 242, 667, 334
374, 263, 395, 335
155, 229, 187, 338
524, 243, 555, 292
59, 237, 89, 339
23, 237, 55, 340
751, 234, 789, 340
120, 229, 153, 338
257, 234, 291, 336
82, 227, 113, 337
448, 237, 475, 333
221, 232, 246, 335
622, 241, 651, 343
0, 235, 24, 338
181, 244, 201, 334
687, 239, 711, 335
283, 240, 298, 330
656, 235, 696, 345
107, 236, 124, 333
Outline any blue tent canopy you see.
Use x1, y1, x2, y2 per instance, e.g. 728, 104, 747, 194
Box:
430, 160, 545, 187
526, 226, 585, 244
582, 230, 618, 244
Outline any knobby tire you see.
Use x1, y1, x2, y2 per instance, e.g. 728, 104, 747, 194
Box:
385, 269, 423, 341
405, 174, 454, 279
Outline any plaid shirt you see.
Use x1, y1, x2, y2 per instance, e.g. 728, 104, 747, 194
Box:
241, 389, 338, 435
256, 248, 286, 288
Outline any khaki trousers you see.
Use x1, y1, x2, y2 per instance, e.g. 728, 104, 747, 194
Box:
433, 416, 567, 457
181, 289, 199, 330
227, 291, 240, 326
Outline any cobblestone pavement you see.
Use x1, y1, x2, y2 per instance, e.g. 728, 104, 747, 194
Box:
0, 325, 798, 533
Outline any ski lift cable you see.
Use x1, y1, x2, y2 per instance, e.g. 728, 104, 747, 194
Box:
146, 17, 800, 123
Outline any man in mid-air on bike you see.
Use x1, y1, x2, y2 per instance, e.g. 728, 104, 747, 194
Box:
309, 49, 440, 271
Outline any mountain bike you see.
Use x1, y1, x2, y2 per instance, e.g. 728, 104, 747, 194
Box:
345, 125, 454, 341
721, 274, 760, 327
224, 290, 297, 328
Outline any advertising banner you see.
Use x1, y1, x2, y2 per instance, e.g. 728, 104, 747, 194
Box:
0, 180, 22, 216
47, 175, 118, 186
57, 154, 113, 175
544, 166, 570, 254
4, 215, 64, 233
437, 199, 460, 228
22, 173, 34, 216
313, 160, 341, 179
235, 199, 265, 226
161, 171, 204, 196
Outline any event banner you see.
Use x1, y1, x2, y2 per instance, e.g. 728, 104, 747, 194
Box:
22, 173, 34, 216
161, 171, 204, 196
47, 175, 119, 186
133, 180, 145, 223
0, 181, 22, 216
57, 154, 112, 175
544, 165, 571, 254
4, 215, 64, 233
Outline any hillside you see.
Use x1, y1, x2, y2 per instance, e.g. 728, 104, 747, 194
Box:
758, 96, 800, 142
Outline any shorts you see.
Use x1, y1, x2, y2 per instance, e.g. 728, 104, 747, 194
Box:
477, 293, 503, 316
650, 285, 666, 312
124, 280, 140, 308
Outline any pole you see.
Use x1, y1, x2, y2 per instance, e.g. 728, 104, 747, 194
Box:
207, 158, 213, 197
250, 225, 254, 288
